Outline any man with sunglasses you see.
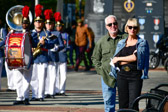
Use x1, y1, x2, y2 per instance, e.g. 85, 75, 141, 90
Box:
44, 9, 64, 98
30, 4, 54, 101
55, 19, 70, 96
92, 15, 126, 112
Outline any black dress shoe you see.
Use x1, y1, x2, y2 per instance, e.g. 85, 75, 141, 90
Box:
6, 89, 16, 92
24, 99, 30, 105
74, 67, 78, 71
30, 97, 39, 101
13, 101, 24, 105
59, 93, 66, 96
51, 95, 55, 99
84, 67, 90, 71
39, 98, 44, 101
55, 93, 60, 96
45, 94, 51, 98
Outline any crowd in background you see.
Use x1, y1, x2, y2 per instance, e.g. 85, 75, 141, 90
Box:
65, 19, 95, 70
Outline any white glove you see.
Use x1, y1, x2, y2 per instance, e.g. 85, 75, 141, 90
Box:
50, 45, 59, 52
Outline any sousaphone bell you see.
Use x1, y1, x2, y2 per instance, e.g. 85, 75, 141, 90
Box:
6, 5, 33, 31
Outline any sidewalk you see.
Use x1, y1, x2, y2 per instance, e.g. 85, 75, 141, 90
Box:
0, 68, 105, 112
0, 67, 168, 112
0, 90, 104, 112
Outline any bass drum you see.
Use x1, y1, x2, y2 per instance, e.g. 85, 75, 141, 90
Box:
5, 32, 31, 70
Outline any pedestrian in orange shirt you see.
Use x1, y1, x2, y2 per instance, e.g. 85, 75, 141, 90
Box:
74, 19, 92, 71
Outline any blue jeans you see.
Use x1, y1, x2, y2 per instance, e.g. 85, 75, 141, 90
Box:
101, 77, 116, 112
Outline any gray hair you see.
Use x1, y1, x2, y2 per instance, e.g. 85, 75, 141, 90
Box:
105, 15, 117, 25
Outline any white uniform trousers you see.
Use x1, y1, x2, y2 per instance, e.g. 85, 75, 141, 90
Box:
0, 57, 3, 90
55, 62, 67, 94
45, 62, 57, 95
14, 66, 32, 101
31, 63, 47, 99
5, 61, 16, 90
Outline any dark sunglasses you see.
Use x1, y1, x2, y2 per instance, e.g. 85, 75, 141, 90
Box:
127, 26, 138, 30
46, 22, 53, 25
107, 22, 118, 27
35, 20, 43, 23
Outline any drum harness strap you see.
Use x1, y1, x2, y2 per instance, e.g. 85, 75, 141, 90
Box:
0, 28, 3, 38
0, 28, 2, 38
0, 28, 4, 49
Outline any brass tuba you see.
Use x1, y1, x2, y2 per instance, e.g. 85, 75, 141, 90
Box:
6, 5, 33, 31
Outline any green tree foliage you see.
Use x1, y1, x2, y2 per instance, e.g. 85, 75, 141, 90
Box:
40, 0, 57, 12
75, 0, 85, 19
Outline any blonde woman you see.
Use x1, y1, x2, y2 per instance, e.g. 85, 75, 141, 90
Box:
111, 18, 149, 110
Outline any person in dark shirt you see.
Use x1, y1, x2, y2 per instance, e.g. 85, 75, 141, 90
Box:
65, 20, 78, 68
85, 24, 95, 68
0, 18, 7, 91
111, 18, 149, 110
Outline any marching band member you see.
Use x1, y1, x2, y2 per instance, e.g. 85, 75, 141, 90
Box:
44, 9, 64, 98
55, 12, 70, 96
13, 5, 33, 105
0, 18, 7, 91
30, 4, 54, 101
